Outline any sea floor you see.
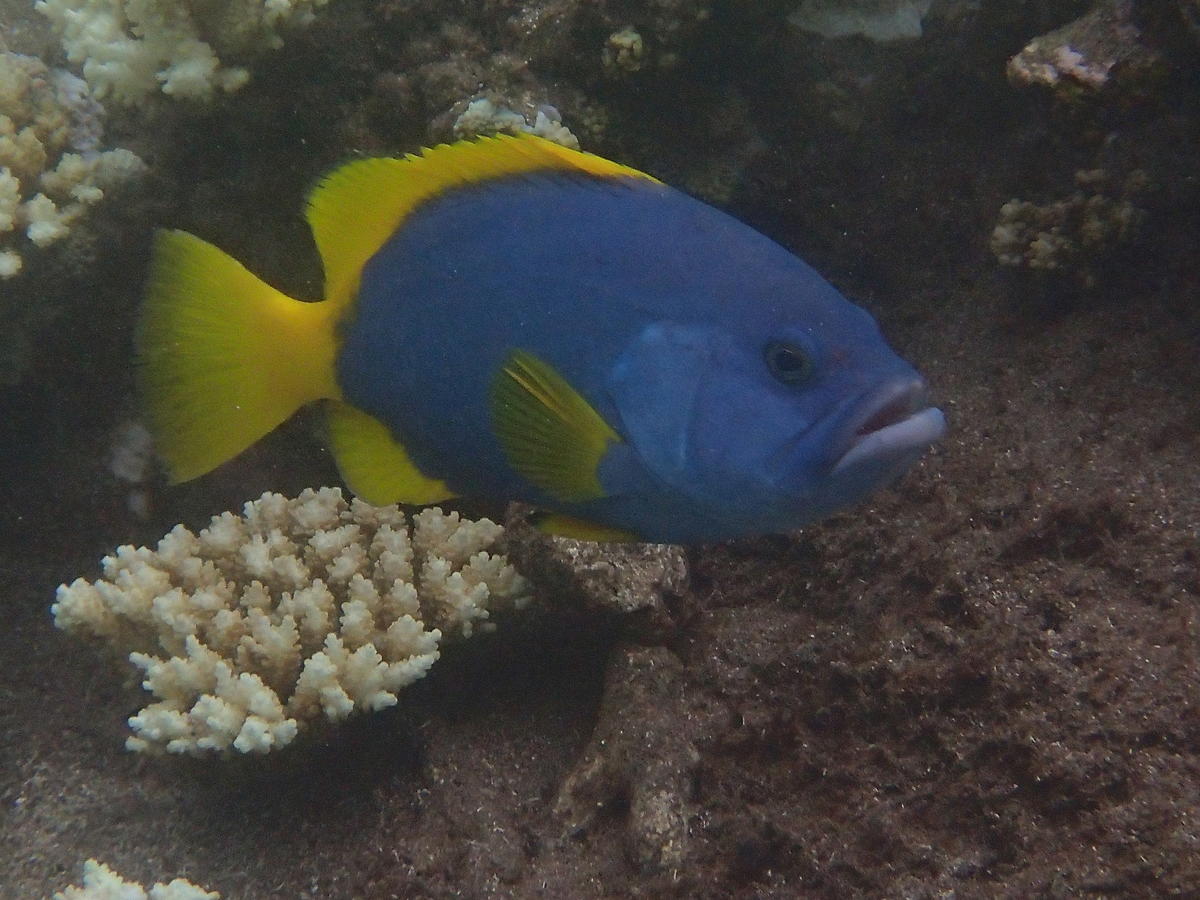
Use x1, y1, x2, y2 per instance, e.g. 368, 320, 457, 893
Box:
2, 249, 1198, 897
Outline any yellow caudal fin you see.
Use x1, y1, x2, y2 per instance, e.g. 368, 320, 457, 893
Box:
137, 229, 343, 482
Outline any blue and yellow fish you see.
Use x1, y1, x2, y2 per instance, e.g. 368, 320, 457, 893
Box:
138, 134, 944, 543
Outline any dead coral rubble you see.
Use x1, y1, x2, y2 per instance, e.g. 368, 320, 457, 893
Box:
1006, 0, 1164, 98
555, 645, 706, 873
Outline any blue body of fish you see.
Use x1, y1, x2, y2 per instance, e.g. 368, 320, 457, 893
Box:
140, 136, 944, 543
337, 172, 943, 542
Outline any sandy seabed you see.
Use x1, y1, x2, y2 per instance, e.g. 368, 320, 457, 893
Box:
3, 237, 1198, 898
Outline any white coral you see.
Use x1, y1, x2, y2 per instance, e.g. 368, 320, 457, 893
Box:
0, 52, 144, 278
54, 858, 219, 899
452, 97, 580, 149
54, 488, 530, 755
37, 0, 334, 105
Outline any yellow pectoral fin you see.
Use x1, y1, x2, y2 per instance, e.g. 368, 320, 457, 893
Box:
490, 349, 621, 503
326, 400, 454, 506
532, 513, 640, 543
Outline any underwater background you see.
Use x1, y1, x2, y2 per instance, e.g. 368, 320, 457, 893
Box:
3, 0, 1199, 896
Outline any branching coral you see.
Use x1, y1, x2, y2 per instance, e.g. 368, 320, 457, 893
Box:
0, 51, 143, 278
990, 168, 1147, 276
36, 0, 334, 105
53, 488, 530, 755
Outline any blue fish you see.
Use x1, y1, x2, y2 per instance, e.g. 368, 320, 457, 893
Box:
139, 134, 944, 543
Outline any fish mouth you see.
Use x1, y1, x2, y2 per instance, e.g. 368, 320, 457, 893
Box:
830, 377, 946, 477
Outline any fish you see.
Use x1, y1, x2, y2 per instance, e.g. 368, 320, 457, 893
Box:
137, 133, 945, 544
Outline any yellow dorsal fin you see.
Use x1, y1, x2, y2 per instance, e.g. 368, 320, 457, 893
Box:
491, 349, 621, 502
326, 400, 454, 506
305, 133, 661, 309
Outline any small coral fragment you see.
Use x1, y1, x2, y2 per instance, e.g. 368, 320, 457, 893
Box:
53, 858, 219, 900
602, 27, 645, 73
54, 488, 530, 755
452, 97, 580, 149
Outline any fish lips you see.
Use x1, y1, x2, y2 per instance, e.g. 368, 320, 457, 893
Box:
829, 377, 946, 481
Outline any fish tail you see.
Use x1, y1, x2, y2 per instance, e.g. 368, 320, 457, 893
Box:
137, 229, 342, 482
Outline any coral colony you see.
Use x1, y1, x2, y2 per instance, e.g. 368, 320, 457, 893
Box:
54, 489, 529, 755
0, 51, 143, 278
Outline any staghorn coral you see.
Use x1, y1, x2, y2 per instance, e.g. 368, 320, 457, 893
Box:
54, 859, 218, 900
36, 0, 335, 105
53, 488, 530, 756
0, 50, 143, 279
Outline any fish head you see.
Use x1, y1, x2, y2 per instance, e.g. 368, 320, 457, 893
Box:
606, 301, 945, 539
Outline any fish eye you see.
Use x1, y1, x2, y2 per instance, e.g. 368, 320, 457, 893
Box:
764, 341, 813, 386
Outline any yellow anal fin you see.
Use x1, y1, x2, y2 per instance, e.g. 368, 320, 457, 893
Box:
491, 349, 621, 503
137, 230, 341, 483
326, 400, 454, 506
532, 513, 640, 543
305, 133, 661, 310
